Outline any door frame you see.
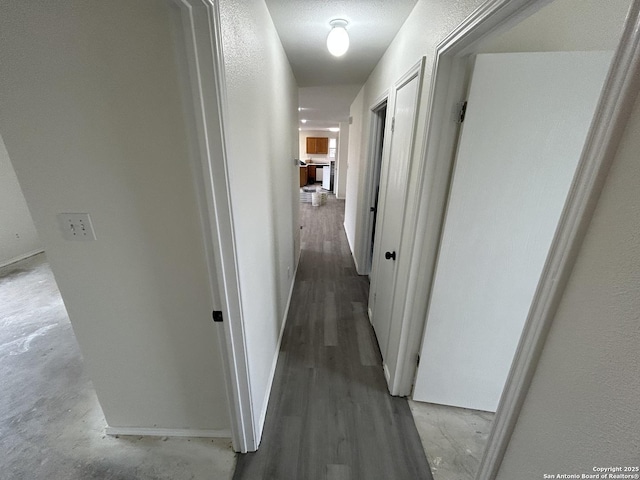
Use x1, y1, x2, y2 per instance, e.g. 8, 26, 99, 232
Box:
361, 94, 389, 276
399, 0, 640, 478
359, 91, 389, 276
170, 0, 256, 453
368, 60, 426, 382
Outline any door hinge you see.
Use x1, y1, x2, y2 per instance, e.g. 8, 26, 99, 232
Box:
212, 310, 223, 323
457, 101, 468, 124
391, 117, 395, 133
416, 353, 421, 366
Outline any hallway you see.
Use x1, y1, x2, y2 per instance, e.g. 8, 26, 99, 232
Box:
233, 195, 432, 479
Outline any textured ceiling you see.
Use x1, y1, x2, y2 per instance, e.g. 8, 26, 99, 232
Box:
265, 0, 419, 87
298, 84, 362, 131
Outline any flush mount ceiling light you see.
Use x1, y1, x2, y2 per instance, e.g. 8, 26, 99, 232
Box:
327, 19, 349, 57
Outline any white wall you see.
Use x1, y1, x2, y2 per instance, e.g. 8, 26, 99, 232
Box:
0, 135, 43, 266
0, 0, 229, 431
218, 0, 299, 441
496, 88, 640, 480
298, 85, 361, 126
344, 88, 365, 260
298, 130, 338, 162
336, 122, 350, 199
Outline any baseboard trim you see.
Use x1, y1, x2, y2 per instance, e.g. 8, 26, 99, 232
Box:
343, 222, 361, 273
105, 426, 231, 438
256, 256, 300, 440
0, 249, 45, 269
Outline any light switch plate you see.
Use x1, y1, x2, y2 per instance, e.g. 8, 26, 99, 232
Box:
57, 213, 96, 241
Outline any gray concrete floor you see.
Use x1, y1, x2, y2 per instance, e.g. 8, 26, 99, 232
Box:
409, 400, 494, 480
0, 253, 235, 480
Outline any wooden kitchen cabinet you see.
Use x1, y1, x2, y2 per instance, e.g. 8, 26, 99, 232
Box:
306, 137, 316, 154
316, 137, 329, 154
306, 137, 329, 154
299, 166, 308, 187
307, 164, 317, 183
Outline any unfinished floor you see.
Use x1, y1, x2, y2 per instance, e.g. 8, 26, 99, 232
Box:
410, 401, 494, 480
0, 253, 235, 480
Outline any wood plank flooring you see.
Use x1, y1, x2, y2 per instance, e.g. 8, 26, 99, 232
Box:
233, 194, 433, 480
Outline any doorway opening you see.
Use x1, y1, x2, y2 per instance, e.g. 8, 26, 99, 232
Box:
367, 101, 387, 277
413, 49, 613, 480
0, 136, 119, 474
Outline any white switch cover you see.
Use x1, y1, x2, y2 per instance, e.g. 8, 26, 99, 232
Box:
58, 213, 96, 241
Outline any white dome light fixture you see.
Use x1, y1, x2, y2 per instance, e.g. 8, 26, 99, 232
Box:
327, 19, 349, 57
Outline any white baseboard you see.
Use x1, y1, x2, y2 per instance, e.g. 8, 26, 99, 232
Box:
256, 255, 300, 440
383, 363, 391, 383
343, 222, 361, 273
352, 253, 360, 273
0, 249, 45, 269
105, 426, 231, 438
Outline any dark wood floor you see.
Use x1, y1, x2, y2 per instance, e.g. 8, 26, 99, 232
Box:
233, 194, 432, 480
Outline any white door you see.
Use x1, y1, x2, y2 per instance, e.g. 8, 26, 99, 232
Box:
413, 51, 612, 412
369, 66, 421, 373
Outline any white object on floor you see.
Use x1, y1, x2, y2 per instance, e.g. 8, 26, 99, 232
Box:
299, 185, 318, 203
311, 191, 327, 207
